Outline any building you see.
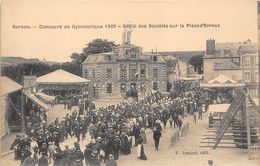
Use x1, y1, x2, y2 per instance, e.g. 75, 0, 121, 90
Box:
241, 53, 259, 98
82, 30, 194, 99
203, 39, 258, 98
1, 76, 23, 137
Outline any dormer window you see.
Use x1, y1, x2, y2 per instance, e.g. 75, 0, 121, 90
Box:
129, 48, 138, 58
153, 56, 158, 62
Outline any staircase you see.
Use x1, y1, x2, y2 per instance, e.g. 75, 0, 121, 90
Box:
200, 92, 259, 149
213, 93, 245, 148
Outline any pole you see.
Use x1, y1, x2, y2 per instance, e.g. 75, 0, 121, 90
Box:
21, 75, 25, 131
152, 106, 154, 131
245, 92, 251, 160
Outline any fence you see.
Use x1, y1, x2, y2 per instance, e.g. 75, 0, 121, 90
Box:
170, 122, 190, 148
251, 143, 260, 159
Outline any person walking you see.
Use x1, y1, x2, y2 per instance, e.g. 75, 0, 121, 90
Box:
38, 153, 48, 166
198, 106, 203, 120
153, 127, 161, 151
137, 136, 147, 160
106, 154, 117, 166
193, 111, 197, 124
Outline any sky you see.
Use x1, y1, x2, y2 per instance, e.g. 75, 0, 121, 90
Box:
1, 0, 258, 62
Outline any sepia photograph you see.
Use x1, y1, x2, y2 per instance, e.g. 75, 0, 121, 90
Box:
0, 0, 259, 166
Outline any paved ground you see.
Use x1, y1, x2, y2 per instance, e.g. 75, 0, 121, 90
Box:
1, 101, 260, 166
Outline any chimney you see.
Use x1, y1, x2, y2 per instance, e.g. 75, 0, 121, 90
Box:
122, 29, 126, 44
206, 39, 215, 54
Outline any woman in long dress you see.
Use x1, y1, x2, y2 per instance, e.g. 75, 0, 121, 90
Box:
140, 128, 147, 144
137, 136, 147, 160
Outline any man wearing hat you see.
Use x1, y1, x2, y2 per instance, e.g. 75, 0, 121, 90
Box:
10, 135, 22, 160
113, 135, 121, 160
106, 154, 117, 166
153, 127, 161, 151
84, 144, 92, 166
89, 148, 101, 166
22, 152, 36, 166
38, 153, 48, 166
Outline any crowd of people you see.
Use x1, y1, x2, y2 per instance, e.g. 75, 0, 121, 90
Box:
10, 80, 213, 166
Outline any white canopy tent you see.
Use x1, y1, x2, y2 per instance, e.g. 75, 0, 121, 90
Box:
36, 69, 90, 98
37, 69, 90, 85
200, 74, 245, 88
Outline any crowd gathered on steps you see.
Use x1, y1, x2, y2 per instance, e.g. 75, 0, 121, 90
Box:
10, 81, 214, 166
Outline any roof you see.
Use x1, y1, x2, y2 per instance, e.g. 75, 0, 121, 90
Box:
213, 60, 240, 70
200, 74, 245, 88
23, 90, 49, 110
84, 52, 117, 64
36, 69, 90, 84
159, 51, 205, 62
208, 74, 236, 84
163, 55, 178, 61
1, 76, 22, 96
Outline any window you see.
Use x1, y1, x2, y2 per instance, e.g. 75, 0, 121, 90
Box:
140, 64, 146, 78
106, 68, 112, 79
119, 64, 127, 79
153, 68, 158, 77
153, 82, 158, 90
107, 83, 112, 93
251, 71, 255, 82
244, 57, 250, 66
92, 69, 95, 78
244, 72, 250, 81
84, 69, 89, 79
120, 83, 126, 92
255, 72, 259, 83
140, 83, 146, 92
130, 68, 138, 79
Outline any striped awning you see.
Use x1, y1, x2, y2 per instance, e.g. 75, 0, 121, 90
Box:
23, 90, 49, 111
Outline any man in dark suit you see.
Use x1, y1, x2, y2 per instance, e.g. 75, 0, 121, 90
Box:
38, 153, 48, 166
153, 127, 162, 150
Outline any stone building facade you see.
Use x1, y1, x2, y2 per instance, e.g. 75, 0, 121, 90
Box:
82, 31, 178, 99
203, 39, 258, 98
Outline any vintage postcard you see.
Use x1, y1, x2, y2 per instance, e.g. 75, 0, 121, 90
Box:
0, 0, 259, 166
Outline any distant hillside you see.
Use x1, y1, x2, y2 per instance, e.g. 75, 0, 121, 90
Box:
1, 57, 60, 65
158, 51, 205, 63
1, 57, 40, 65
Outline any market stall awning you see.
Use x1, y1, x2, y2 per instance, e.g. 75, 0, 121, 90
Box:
36, 69, 90, 85
35, 92, 55, 103
1, 76, 22, 96
200, 74, 245, 88
23, 90, 49, 110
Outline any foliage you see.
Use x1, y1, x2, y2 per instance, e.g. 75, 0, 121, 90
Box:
189, 55, 203, 74
61, 62, 81, 76
71, 39, 118, 64
1, 62, 81, 84
1, 63, 52, 84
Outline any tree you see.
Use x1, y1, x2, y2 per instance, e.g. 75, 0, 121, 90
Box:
70, 39, 118, 64
189, 55, 203, 74
61, 62, 81, 76
1, 62, 53, 84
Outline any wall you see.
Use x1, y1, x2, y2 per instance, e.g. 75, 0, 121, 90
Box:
213, 69, 242, 81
